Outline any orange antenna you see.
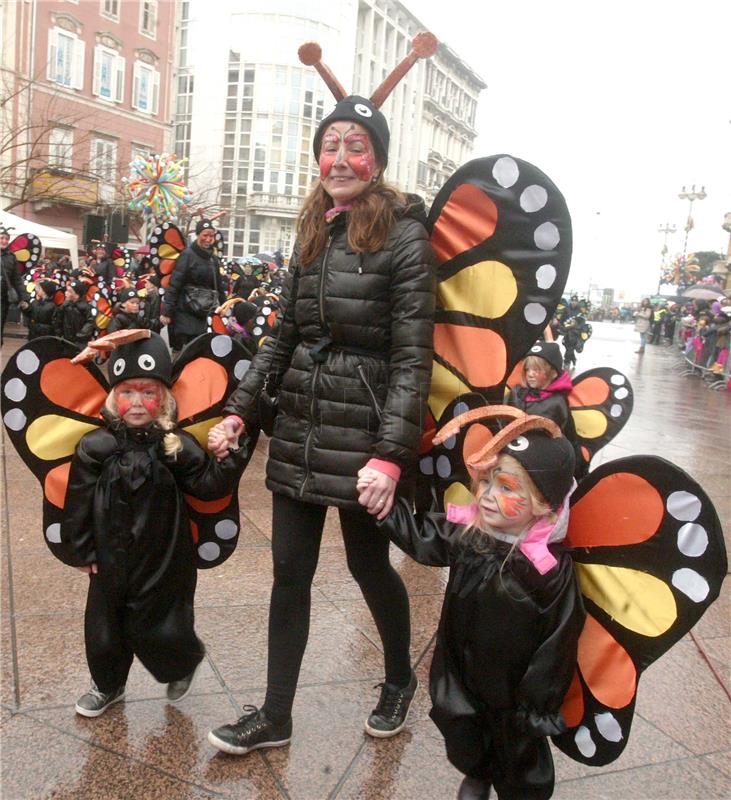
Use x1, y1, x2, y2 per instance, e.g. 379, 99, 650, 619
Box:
370, 32, 438, 107
298, 42, 347, 101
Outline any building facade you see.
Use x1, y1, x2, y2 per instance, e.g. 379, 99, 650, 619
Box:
173, 0, 484, 259
1, 0, 175, 248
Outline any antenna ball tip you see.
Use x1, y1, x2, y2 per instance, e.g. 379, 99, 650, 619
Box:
298, 42, 322, 66
413, 32, 438, 58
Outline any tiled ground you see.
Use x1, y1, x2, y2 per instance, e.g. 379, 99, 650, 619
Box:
1, 322, 729, 799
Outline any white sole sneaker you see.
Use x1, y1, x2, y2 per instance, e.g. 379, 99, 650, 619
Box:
207, 730, 291, 755
74, 690, 125, 718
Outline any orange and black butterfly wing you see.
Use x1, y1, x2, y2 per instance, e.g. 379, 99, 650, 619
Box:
418, 155, 572, 510
86, 283, 114, 334
111, 246, 132, 277
10, 233, 42, 275
568, 368, 633, 474
552, 456, 726, 765
149, 221, 186, 289
171, 332, 257, 569
1, 337, 108, 564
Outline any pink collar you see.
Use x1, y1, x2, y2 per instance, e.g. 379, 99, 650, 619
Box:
325, 204, 354, 222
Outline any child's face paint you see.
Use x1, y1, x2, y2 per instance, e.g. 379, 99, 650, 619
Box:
477, 465, 535, 535
525, 359, 552, 389
319, 121, 379, 204
114, 379, 163, 427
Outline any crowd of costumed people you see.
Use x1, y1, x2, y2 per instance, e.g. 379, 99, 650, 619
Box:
1, 30, 727, 800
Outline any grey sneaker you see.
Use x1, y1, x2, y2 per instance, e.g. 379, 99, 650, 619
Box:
208, 706, 292, 755
166, 663, 200, 703
75, 682, 125, 718
364, 670, 418, 738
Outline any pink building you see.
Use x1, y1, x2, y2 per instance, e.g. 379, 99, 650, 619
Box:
1, 0, 175, 249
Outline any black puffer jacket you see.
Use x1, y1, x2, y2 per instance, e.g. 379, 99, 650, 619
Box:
106, 308, 148, 334
54, 299, 95, 345
224, 200, 436, 509
26, 298, 58, 339
162, 242, 226, 338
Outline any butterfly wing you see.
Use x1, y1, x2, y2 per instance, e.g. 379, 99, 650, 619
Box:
1, 337, 109, 564
568, 368, 633, 473
111, 246, 132, 277
552, 456, 726, 765
418, 155, 572, 510
149, 221, 186, 289
171, 333, 257, 568
10, 233, 42, 275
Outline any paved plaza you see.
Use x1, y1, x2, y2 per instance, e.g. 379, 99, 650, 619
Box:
1, 321, 729, 799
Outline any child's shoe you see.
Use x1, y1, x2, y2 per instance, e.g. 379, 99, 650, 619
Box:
457, 776, 491, 799
364, 669, 418, 738
166, 662, 200, 703
75, 681, 125, 718
208, 705, 292, 755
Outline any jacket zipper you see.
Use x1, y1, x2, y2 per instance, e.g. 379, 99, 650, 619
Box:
357, 364, 383, 422
300, 233, 334, 497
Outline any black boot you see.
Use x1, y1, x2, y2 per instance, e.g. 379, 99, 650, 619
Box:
457, 776, 491, 800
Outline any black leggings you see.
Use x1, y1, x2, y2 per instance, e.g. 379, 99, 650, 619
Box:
263, 493, 412, 722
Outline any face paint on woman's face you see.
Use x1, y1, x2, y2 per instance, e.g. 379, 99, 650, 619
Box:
319, 126, 376, 182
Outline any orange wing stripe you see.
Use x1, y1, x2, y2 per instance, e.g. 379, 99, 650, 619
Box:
184, 494, 231, 513
431, 184, 498, 263
578, 614, 637, 709
40, 360, 107, 417
45, 462, 71, 509
568, 376, 610, 407
173, 359, 229, 421
568, 472, 663, 547
166, 227, 186, 250
559, 669, 585, 728
462, 423, 494, 465
434, 323, 506, 388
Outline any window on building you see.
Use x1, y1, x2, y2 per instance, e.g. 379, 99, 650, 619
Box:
139, 0, 157, 38
132, 61, 160, 114
47, 28, 85, 89
49, 127, 73, 170
131, 143, 152, 162
93, 45, 125, 102
100, 0, 120, 21
90, 136, 118, 183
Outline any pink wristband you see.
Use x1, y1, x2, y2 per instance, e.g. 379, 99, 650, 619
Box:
224, 414, 245, 434
366, 458, 401, 483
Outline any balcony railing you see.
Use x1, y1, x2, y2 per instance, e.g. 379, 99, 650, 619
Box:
246, 192, 301, 217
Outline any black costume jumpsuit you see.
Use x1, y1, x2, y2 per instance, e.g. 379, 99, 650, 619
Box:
381, 499, 585, 800
61, 420, 246, 692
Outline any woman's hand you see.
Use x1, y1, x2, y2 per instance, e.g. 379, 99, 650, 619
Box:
208, 418, 244, 461
357, 466, 396, 521
76, 564, 98, 574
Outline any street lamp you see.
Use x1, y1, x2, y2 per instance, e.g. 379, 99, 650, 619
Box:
657, 222, 677, 293
678, 185, 706, 277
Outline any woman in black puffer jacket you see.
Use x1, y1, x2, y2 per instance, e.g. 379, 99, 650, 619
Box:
159, 220, 225, 351
207, 95, 436, 756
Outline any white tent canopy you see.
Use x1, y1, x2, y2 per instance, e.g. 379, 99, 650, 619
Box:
0, 208, 79, 270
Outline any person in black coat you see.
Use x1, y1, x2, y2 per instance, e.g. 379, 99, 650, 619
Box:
106, 287, 147, 334
159, 221, 225, 351
26, 280, 59, 340
1, 225, 29, 342
371, 430, 585, 800
54, 281, 96, 346
207, 95, 435, 756
139, 273, 163, 333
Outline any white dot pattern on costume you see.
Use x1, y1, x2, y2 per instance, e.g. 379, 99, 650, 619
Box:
256, 316, 265, 326
198, 541, 221, 561
253, 326, 262, 336
610, 374, 625, 386
676, 523, 709, 557
666, 491, 702, 522
453, 402, 470, 417
609, 404, 623, 418
535, 264, 556, 290
211, 335, 232, 357
4, 378, 26, 402
534, 222, 560, 250
3, 408, 27, 431
671, 568, 709, 602
524, 303, 547, 325
234, 359, 250, 380
419, 456, 434, 476
443, 435, 457, 451
492, 156, 519, 188
614, 387, 629, 400
436, 455, 451, 479
46, 523, 62, 543
520, 185, 548, 212
215, 519, 238, 540
575, 726, 596, 758
595, 712, 623, 742
16, 350, 40, 375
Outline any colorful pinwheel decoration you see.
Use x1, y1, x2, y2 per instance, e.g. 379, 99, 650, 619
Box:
123, 153, 192, 221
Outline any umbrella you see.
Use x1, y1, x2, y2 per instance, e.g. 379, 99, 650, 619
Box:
682, 283, 727, 301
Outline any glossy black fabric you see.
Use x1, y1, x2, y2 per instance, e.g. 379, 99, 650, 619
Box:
54, 299, 95, 345
61, 422, 245, 691
106, 308, 149, 334
26, 298, 57, 340
162, 242, 226, 340
381, 499, 585, 800
506, 387, 570, 434
224, 200, 436, 509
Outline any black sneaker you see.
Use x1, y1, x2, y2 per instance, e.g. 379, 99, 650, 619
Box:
166, 662, 200, 703
207, 706, 292, 755
364, 670, 418, 738
75, 682, 125, 718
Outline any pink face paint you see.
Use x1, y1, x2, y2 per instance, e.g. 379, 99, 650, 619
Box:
114, 380, 162, 419
319, 127, 376, 181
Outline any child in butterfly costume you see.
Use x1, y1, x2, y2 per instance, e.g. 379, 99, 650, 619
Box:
361, 412, 585, 800
60, 331, 249, 717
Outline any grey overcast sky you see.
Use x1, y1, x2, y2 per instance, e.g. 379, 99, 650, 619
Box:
413, 0, 730, 300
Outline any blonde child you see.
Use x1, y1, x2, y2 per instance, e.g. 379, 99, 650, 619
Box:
359, 414, 585, 800
62, 332, 247, 717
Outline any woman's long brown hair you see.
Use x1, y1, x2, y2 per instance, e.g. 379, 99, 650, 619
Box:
296, 176, 408, 267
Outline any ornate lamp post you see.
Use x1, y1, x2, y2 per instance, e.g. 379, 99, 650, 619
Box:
678, 185, 706, 284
